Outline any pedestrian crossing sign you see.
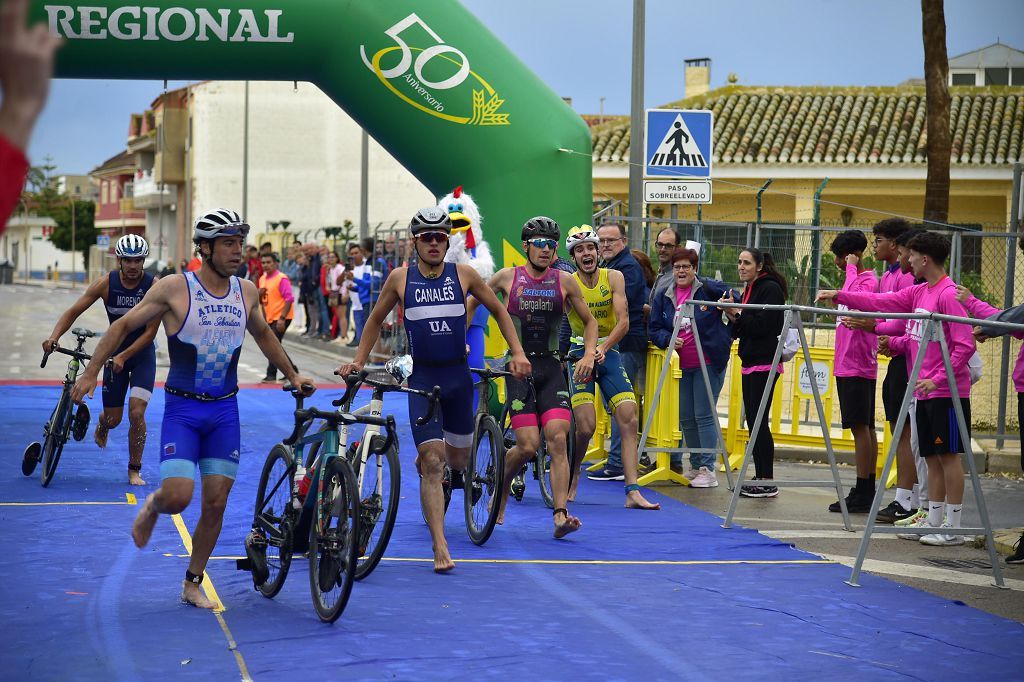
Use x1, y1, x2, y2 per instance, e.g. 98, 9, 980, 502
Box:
644, 109, 713, 178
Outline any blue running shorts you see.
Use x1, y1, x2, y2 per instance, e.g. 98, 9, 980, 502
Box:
159, 392, 241, 480
102, 344, 156, 408
407, 362, 475, 448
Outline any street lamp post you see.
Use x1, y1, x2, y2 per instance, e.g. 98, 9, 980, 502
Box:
70, 198, 76, 287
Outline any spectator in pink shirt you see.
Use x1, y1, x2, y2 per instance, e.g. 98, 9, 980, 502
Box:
827, 231, 879, 515
818, 231, 975, 548
843, 219, 922, 524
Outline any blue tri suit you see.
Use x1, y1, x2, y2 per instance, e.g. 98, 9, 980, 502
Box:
160, 272, 247, 480
102, 271, 156, 408
403, 263, 474, 448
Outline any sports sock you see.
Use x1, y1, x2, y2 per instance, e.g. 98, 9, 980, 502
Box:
910, 484, 920, 509
895, 488, 912, 511
927, 501, 944, 527
946, 503, 963, 529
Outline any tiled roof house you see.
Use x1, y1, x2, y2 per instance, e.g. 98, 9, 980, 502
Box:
590, 47, 1024, 233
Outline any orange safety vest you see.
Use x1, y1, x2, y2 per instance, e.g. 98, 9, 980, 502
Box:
258, 270, 295, 322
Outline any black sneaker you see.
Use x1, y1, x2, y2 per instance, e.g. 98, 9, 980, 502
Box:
875, 500, 915, 524
829, 487, 872, 513
1007, 533, 1024, 565
740, 485, 779, 498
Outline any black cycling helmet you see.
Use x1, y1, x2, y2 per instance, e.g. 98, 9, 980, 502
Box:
521, 216, 559, 241
409, 206, 453, 235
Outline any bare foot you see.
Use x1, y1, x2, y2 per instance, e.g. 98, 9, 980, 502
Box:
625, 489, 660, 510
553, 511, 582, 539
432, 544, 455, 573
131, 494, 158, 548
128, 470, 146, 486
180, 581, 219, 609
94, 423, 109, 448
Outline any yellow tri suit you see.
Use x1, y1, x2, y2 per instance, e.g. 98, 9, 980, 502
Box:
565, 268, 636, 410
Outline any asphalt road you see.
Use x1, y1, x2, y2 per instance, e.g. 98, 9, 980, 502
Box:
4, 281, 1022, 623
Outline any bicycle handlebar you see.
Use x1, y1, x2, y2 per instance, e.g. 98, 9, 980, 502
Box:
280, 384, 399, 450
40, 346, 93, 369
332, 370, 440, 426
469, 366, 514, 380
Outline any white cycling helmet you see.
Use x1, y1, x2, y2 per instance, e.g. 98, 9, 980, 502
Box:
193, 208, 250, 244
115, 234, 150, 258
565, 224, 599, 256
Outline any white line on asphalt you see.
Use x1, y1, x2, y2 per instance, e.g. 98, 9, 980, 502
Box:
10, 353, 20, 360
9, 366, 20, 374
13, 341, 21, 346
733, 516, 852, 528
822, 553, 1024, 590
15, 331, 23, 338
762, 530, 895, 540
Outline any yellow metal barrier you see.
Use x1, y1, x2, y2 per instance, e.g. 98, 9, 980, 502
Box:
723, 347, 896, 487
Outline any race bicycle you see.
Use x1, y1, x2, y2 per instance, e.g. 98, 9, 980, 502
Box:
22, 328, 99, 487
242, 384, 397, 623
307, 367, 439, 580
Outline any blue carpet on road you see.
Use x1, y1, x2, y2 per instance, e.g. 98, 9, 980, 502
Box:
2, 385, 1022, 680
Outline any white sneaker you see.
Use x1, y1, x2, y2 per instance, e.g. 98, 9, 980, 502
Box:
919, 523, 966, 547
688, 466, 719, 488
896, 516, 934, 540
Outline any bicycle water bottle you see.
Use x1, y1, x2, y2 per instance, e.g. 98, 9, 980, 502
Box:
293, 464, 307, 508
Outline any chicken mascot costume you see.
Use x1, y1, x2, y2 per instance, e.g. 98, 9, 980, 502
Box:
439, 186, 494, 374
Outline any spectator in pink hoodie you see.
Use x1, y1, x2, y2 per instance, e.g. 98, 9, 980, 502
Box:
818, 231, 975, 548
842, 219, 923, 524
826, 231, 879, 515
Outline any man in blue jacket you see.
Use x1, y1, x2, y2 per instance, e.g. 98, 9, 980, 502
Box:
590, 223, 649, 481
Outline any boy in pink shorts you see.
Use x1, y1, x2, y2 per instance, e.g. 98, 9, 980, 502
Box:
818, 231, 975, 547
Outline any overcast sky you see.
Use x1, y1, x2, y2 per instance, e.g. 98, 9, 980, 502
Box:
29, 0, 1024, 175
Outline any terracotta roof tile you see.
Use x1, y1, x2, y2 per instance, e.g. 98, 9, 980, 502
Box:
589, 85, 1024, 167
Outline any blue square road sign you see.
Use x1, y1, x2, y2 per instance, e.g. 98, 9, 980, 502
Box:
645, 109, 713, 179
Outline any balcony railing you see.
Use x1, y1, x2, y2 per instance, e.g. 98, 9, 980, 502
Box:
125, 170, 172, 209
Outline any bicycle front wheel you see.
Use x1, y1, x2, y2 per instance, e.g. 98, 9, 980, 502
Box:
309, 456, 359, 623
465, 417, 505, 546
41, 391, 72, 487
254, 444, 296, 598
353, 442, 400, 581
535, 444, 555, 510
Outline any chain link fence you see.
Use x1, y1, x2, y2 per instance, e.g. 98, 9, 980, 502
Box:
594, 212, 1021, 439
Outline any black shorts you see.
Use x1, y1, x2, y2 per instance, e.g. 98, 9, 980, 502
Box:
506, 354, 571, 429
915, 397, 971, 456
881, 355, 909, 423
836, 376, 876, 429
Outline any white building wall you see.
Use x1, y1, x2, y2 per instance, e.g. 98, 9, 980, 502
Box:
1, 216, 86, 281
189, 81, 435, 243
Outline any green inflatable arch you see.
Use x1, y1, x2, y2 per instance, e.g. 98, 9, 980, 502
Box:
34, 1, 592, 263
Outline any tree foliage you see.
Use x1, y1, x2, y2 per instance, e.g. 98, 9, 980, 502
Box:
23, 158, 99, 269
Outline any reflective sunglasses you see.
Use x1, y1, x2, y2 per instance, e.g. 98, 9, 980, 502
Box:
416, 231, 450, 244
527, 238, 558, 250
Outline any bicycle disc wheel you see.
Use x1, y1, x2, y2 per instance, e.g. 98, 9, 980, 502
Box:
353, 442, 400, 581
465, 417, 505, 546
254, 444, 296, 598
41, 391, 71, 487
309, 456, 358, 623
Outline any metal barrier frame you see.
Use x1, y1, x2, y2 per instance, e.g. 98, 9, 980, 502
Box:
691, 300, 1022, 589
636, 303, 735, 491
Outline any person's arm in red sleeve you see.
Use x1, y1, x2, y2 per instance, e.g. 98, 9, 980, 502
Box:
0, 0, 63, 232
